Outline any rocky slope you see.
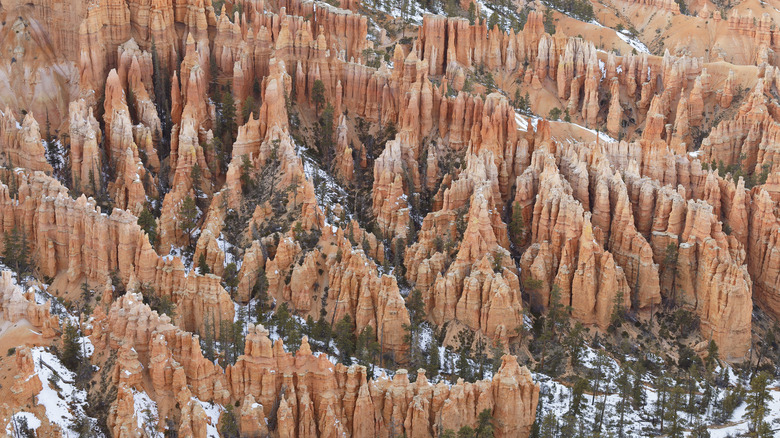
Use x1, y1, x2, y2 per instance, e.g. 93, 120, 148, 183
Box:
0, 0, 776, 436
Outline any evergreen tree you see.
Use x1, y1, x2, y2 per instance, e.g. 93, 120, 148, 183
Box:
137, 207, 158, 246
655, 371, 671, 433
253, 268, 271, 323
178, 195, 199, 250
404, 289, 426, 369
150, 39, 172, 159
609, 289, 627, 330
242, 95, 256, 122
202, 312, 216, 361
311, 309, 332, 349
426, 333, 442, 379
44, 112, 62, 172
489, 338, 504, 374
222, 262, 239, 295
197, 253, 210, 275
61, 320, 83, 372
564, 322, 585, 368
543, 8, 555, 34
705, 339, 719, 372
488, 11, 499, 29
273, 303, 302, 351
538, 285, 568, 372
218, 88, 237, 146
475, 409, 494, 438
615, 363, 633, 436
3, 226, 30, 279
509, 201, 525, 246
456, 328, 475, 381
316, 103, 335, 166
538, 411, 559, 437
219, 404, 240, 438
356, 325, 380, 374
468, 2, 477, 24
457, 426, 476, 438
664, 385, 685, 438
191, 163, 203, 195
664, 242, 679, 301
334, 314, 356, 364
239, 154, 254, 191
569, 377, 589, 417
312, 79, 326, 115
746, 371, 773, 435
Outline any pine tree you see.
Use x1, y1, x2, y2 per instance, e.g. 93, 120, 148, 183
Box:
3, 226, 30, 279
457, 426, 475, 438
137, 207, 158, 246
609, 289, 627, 330
219, 404, 240, 438
543, 8, 555, 34
273, 303, 302, 351
615, 363, 632, 436
334, 314, 356, 364
426, 333, 442, 379
538, 411, 559, 437
665, 385, 685, 438
253, 268, 270, 324
191, 163, 203, 195
564, 322, 585, 367
44, 112, 61, 172
456, 328, 475, 381
468, 2, 477, 24
178, 195, 199, 250
222, 262, 239, 295
219, 88, 237, 146
746, 371, 773, 434
61, 319, 83, 371
655, 371, 671, 433
704, 339, 719, 372
242, 95, 256, 122
202, 312, 216, 361
197, 253, 210, 275
475, 409, 494, 438
316, 103, 335, 166
509, 201, 525, 246
356, 325, 380, 374
312, 308, 332, 350
539, 285, 568, 372
488, 11, 499, 29
404, 289, 426, 369
312, 79, 326, 115
569, 377, 588, 417
150, 39, 172, 159
664, 242, 679, 301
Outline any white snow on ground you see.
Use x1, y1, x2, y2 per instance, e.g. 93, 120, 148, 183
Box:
589, 19, 651, 54
615, 30, 651, 54
296, 143, 352, 224
133, 390, 163, 437
535, 348, 780, 437
216, 233, 242, 269
196, 398, 224, 438
701, 383, 780, 437
5, 412, 41, 436
515, 112, 541, 132
567, 122, 618, 143
29, 285, 95, 360
30, 347, 101, 437
517, 109, 618, 143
